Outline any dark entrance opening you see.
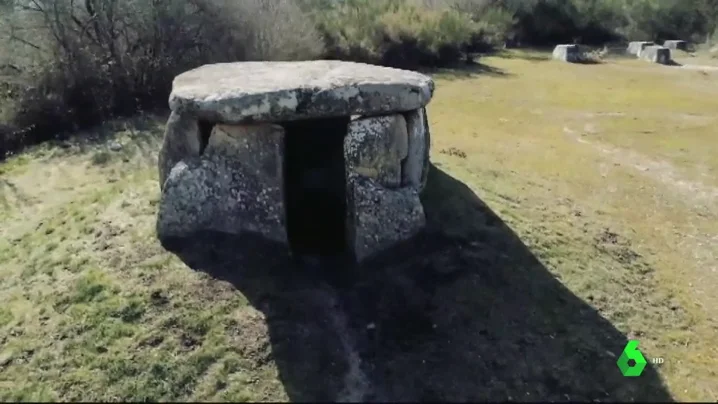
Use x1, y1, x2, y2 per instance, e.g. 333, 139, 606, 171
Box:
283, 117, 350, 262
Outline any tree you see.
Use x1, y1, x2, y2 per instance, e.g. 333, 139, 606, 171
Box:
697, 0, 718, 43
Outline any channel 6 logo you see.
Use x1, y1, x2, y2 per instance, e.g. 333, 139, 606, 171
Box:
617, 340, 647, 377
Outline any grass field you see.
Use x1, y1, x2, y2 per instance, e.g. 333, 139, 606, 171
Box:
672, 47, 718, 67
1, 50, 717, 401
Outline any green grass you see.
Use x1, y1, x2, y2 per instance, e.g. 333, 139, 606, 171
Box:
0, 116, 284, 401
1, 50, 717, 401
672, 47, 718, 67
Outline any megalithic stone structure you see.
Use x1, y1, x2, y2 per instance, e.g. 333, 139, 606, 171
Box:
156, 61, 435, 264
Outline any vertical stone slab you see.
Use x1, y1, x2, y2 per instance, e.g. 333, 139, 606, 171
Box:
207, 124, 284, 183
401, 108, 431, 191
344, 114, 408, 188
158, 111, 202, 190
156, 123, 287, 245
419, 110, 431, 191
344, 113, 426, 262
346, 174, 426, 262
205, 123, 286, 242
639, 46, 670, 65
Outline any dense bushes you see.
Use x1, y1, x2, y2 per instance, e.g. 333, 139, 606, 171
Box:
1, 0, 717, 157
0, 0, 324, 156
310, 0, 479, 67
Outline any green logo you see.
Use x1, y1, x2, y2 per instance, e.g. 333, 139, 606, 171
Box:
617, 340, 647, 377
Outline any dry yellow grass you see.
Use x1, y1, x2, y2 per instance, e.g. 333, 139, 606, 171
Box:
0, 50, 716, 401
672, 48, 718, 67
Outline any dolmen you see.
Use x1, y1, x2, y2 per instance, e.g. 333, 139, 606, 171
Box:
156, 61, 434, 264
639, 45, 671, 64
552, 44, 581, 62
663, 40, 687, 51
627, 41, 655, 56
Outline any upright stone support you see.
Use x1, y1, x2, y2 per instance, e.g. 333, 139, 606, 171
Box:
344, 114, 408, 188
402, 108, 431, 191
346, 174, 425, 263
158, 112, 201, 190
207, 124, 284, 185
343, 113, 426, 261
157, 123, 287, 244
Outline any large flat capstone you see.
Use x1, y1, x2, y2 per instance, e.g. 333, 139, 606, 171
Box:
663, 40, 687, 51
169, 60, 435, 124
627, 41, 655, 56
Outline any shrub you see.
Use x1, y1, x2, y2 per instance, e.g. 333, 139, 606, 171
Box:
3, 0, 718, 158
314, 0, 478, 68
0, 0, 324, 158
469, 7, 516, 49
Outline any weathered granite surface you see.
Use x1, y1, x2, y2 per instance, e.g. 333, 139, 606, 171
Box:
346, 174, 426, 262
158, 112, 201, 190
156, 123, 286, 244
207, 123, 284, 183
169, 60, 434, 123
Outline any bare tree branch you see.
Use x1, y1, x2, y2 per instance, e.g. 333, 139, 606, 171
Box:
9, 32, 43, 50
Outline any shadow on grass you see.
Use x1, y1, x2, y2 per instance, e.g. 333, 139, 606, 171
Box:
575, 57, 604, 65
160, 164, 673, 402
493, 47, 603, 65
602, 54, 641, 62
0, 112, 166, 162
421, 61, 512, 81
492, 48, 552, 62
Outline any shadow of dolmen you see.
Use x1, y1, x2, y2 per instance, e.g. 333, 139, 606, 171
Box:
493, 48, 553, 62
420, 60, 513, 81
160, 164, 673, 402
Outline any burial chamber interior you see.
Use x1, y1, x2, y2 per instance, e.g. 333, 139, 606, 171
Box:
282, 117, 350, 259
